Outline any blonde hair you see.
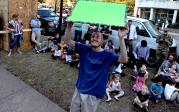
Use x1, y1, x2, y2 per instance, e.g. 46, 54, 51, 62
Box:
141, 85, 149, 93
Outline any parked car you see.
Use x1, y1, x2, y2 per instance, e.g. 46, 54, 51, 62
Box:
109, 16, 177, 55
108, 16, 179, 66
38, 8, 59, 36
110, 16, 173, 48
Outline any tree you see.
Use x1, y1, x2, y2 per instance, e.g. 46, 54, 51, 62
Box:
97, 0, 135, 15
38, 0, 44, 3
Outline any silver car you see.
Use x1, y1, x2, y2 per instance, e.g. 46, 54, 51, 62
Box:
109, 16, 177, 55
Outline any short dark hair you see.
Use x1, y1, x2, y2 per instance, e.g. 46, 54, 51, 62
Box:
12, 14, 19, 18
128, 20, 132, 22
141, 40, 147, 47
156, 77, 162, 83
108, 40, 113, 44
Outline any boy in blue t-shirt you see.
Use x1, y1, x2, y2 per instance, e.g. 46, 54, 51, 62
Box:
149, 77, 163, 103
64, 22, 128, 112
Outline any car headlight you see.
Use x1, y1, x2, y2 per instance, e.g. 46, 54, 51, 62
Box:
48, 22, 54, 27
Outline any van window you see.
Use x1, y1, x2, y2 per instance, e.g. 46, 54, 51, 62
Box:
132, 21, 150, 37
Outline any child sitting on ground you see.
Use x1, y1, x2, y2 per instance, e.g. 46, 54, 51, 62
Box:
149, 77, 163, 103
164, 80, 179, 103
70, 53, 80, 68
132, 64, 149, 80
106, 74, 124, 102
45, 38, 56, 52
163, 63, 177, 77
51, 45, 62, 60
133, 85, 149, 112
133, 70, 146, 92
65, 47, 75, 63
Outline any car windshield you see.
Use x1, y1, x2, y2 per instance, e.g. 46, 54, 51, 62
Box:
38, 9, 58, 17
143, 21, 161, 38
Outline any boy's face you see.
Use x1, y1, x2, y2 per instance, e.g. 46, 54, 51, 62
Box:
90, 33, 103, 48
157, 81, 162, 86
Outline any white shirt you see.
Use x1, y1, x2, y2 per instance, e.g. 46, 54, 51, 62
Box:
164, 84, 176, 100
54, 50, 62, 56
124, 25, 137, 40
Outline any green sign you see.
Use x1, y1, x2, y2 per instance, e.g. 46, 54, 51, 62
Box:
67, 1, 127, 26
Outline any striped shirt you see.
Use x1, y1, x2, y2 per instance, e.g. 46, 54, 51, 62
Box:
8, 19, 23, 35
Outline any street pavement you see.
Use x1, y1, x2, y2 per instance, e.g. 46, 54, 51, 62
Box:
0, 66, 66, 112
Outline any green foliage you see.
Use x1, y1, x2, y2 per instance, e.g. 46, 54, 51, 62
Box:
38, 0, 44, 3
96, 0, 135, 15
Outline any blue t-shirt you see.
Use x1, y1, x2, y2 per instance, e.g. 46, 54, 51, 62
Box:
30, 19, 41, 32
150, 83, 163, 95
75, 42, 119, 99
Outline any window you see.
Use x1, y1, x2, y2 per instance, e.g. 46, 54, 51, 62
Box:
132, 21, 150, 37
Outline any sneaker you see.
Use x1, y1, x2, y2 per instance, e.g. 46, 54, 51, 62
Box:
106, 98, 112, 102
8, 52, 11, 56
17, 50, 22, 55
114, 96, 119, 101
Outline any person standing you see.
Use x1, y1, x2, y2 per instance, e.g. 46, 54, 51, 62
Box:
64, 22, 128, 112
156, 30, 173, 65
100, 25, 111, 47
125, 20, 137, 58
74, 23, 82, 42
30, 15, 41, 52
4, 14, 23, 56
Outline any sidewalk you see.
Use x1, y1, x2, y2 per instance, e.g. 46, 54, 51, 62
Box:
0, 66, 66, 112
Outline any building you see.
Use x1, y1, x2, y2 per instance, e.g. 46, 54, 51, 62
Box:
134, 0, 179, 25
0, 0, 38, 51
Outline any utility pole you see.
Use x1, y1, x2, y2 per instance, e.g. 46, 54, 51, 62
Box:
58, 0, 63, 41
54, 0, 58, 13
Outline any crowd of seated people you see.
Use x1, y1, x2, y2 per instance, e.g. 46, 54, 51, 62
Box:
38, 23, 179, 112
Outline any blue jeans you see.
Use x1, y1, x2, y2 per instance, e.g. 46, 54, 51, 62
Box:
10, 34, 22, 49
149, 91, 162, 100
74, 30, 82, 42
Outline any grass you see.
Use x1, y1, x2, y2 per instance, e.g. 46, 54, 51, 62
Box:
0, 50, 179, 112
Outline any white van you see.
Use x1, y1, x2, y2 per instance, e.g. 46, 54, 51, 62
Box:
109, 16, 177, 55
